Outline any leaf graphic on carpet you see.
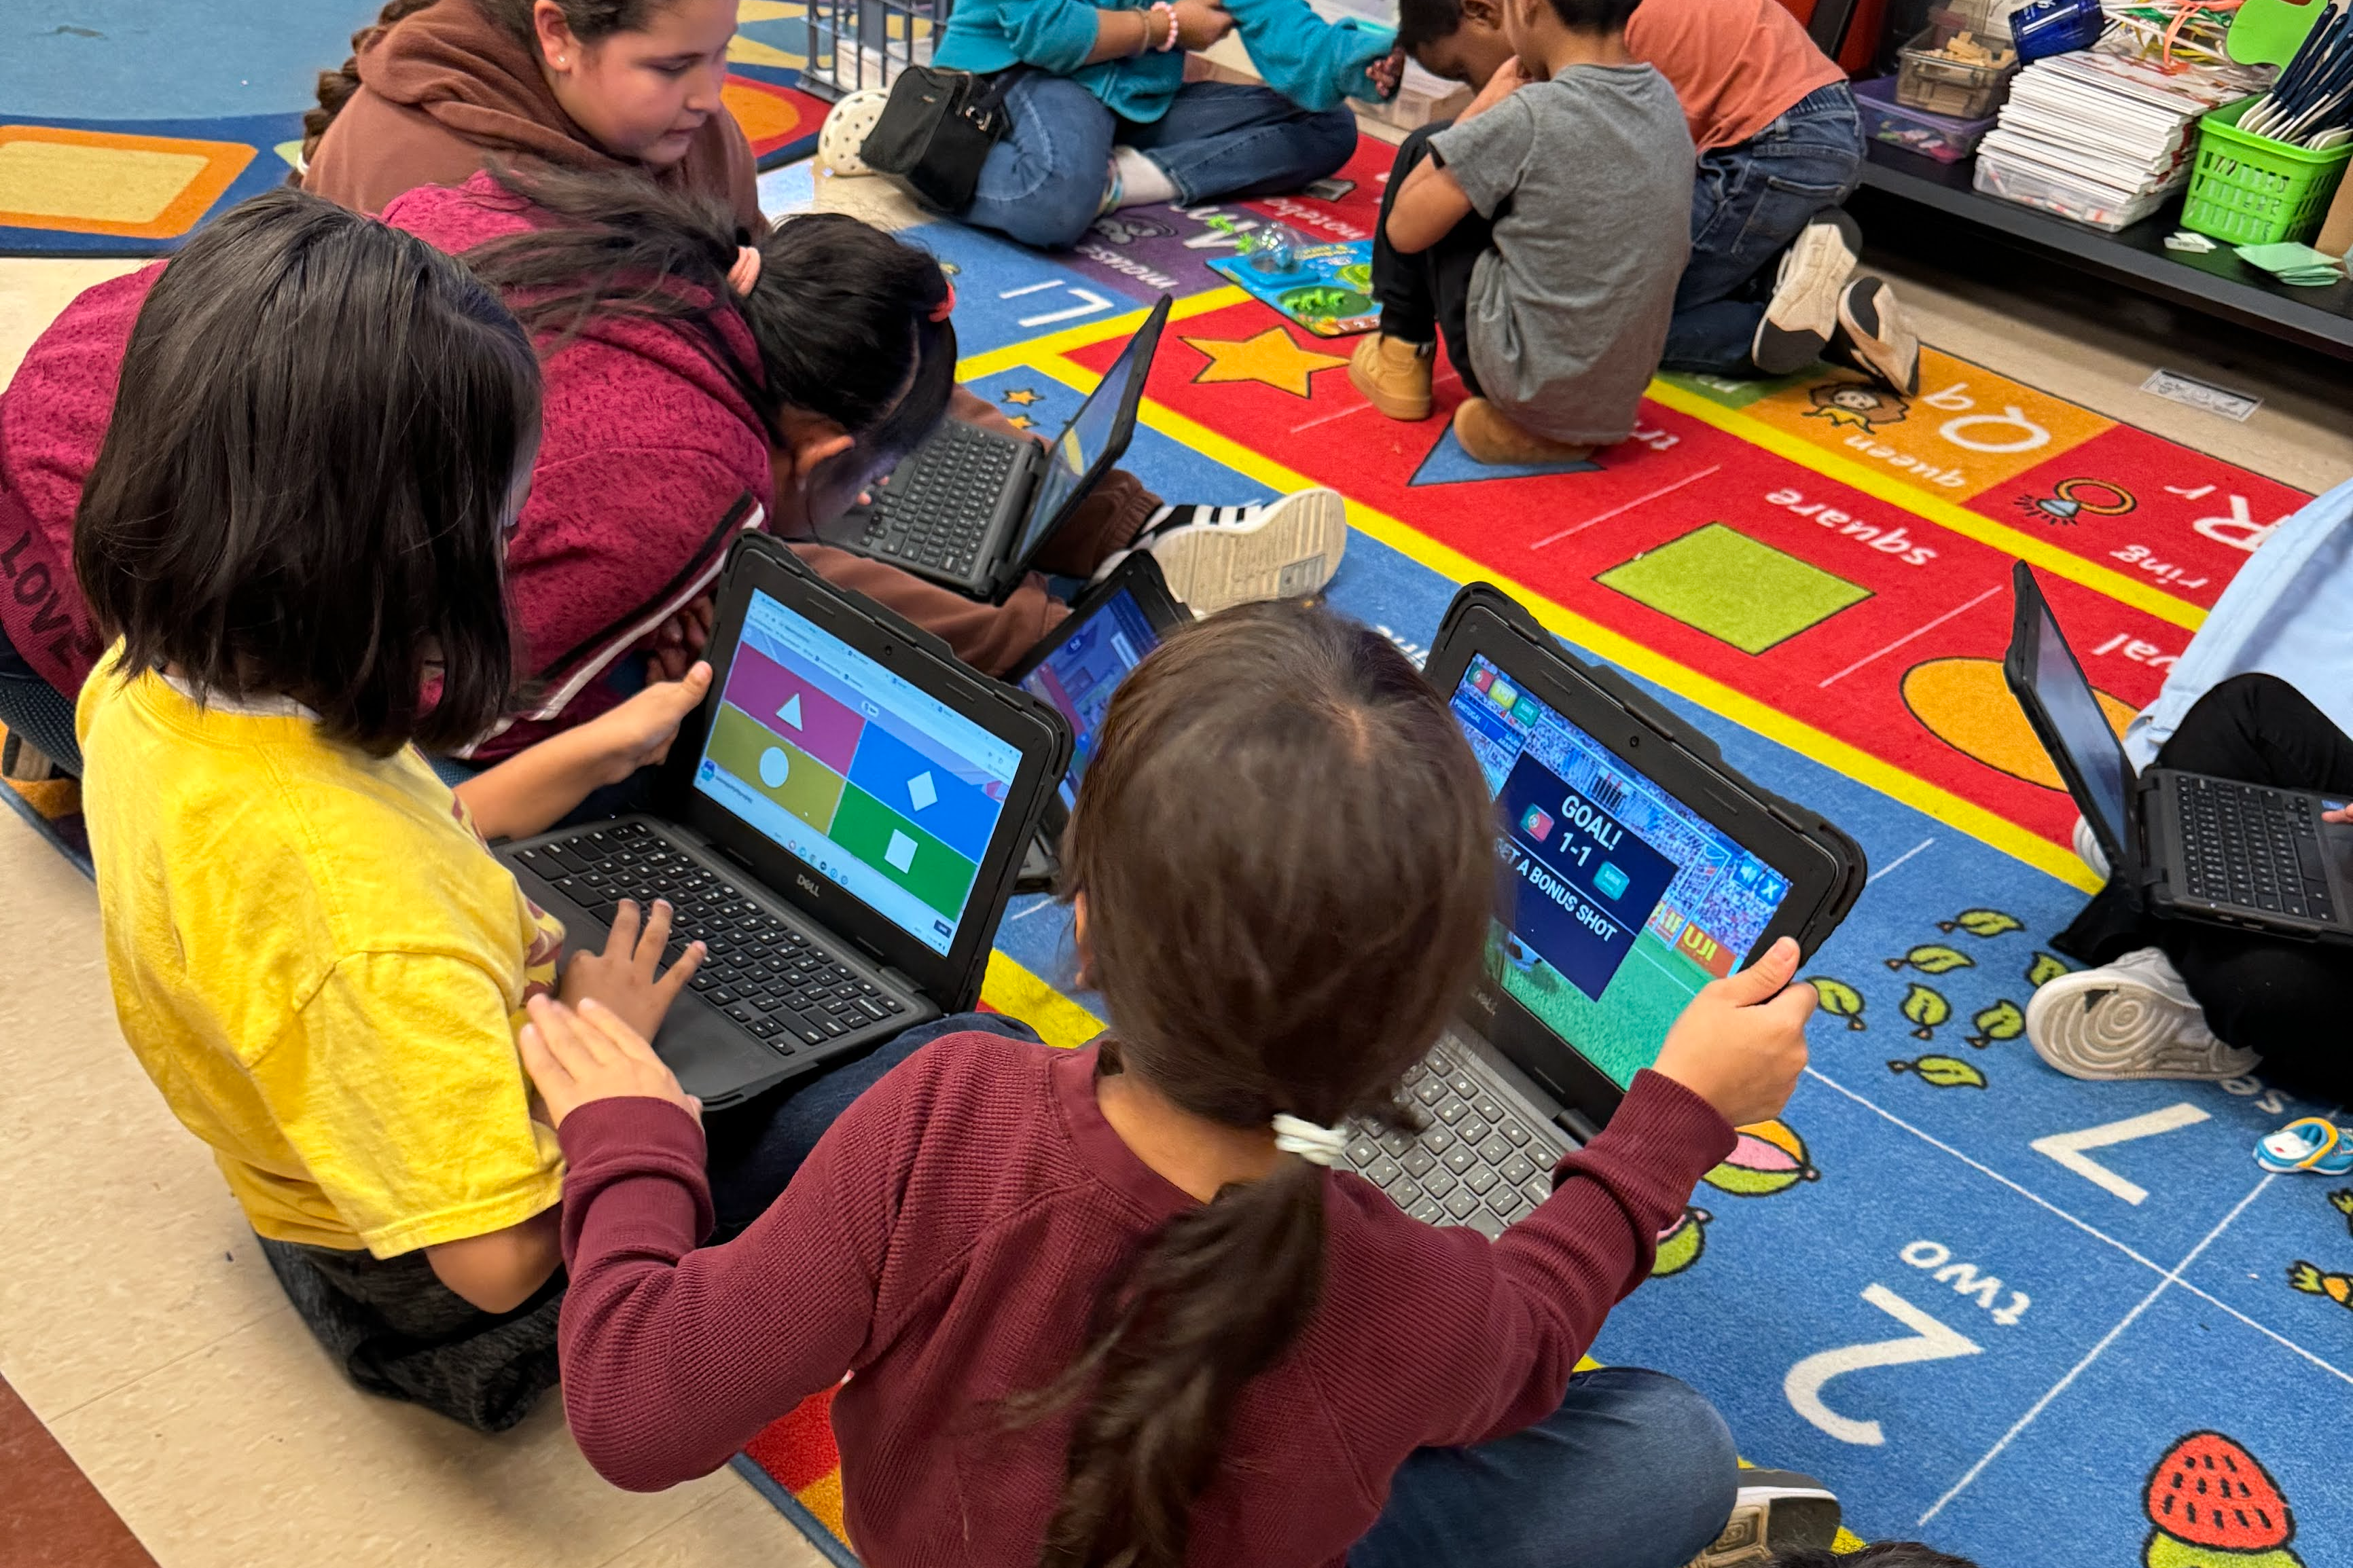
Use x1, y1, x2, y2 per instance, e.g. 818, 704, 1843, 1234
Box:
1811, 977, 1867, 1030
2027, 951, 2070, 987
1938, 908, 2024, 938
1886, 943, 1973, 975
1888, 1054, 1986, 1088
1900, 982, 1950, 1038
1966, 999, 2024, 1049
2289, 1261, 2352, 1309
2330, 1189, 2353, 1235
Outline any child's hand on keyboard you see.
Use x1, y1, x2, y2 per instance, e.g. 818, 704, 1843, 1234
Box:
2327, 804, 2351, 824
520, 992, 700, 1129
561, 897, 705, 1043
1651, 936, 1814, 1129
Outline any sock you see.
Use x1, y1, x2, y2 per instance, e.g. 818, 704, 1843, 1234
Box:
1109, 146, 1177, 211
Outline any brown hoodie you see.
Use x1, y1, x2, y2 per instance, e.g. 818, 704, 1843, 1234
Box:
303, 0, 761, 230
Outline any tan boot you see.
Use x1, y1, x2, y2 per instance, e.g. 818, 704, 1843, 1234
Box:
1452, 398, 1594, 466
1348, 333, 1434, 421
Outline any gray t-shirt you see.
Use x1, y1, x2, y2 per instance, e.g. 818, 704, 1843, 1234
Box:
1430, 65, 1694, 446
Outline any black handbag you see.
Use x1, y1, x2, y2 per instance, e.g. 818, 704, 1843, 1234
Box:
859, 65, 1026, 213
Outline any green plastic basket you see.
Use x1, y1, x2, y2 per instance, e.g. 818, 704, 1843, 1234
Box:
2180, 96, 2353, 247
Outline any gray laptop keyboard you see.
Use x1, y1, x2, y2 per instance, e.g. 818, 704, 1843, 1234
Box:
1343, 1040, 1574, 1239
857, 421, 1019, 579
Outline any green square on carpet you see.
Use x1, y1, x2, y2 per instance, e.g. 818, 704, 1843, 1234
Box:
1597, 522, 1871, 654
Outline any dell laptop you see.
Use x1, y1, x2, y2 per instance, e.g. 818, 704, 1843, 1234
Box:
1003, 550, 1192, 887
1340, 585, 1864, 1236
825, 295, 1172, 602
2005, 560, 2350, 941
497, 535, 1073, 1110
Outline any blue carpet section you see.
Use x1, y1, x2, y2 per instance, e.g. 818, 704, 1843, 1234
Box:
941, 264, 2352, 1558
0, 3, 377, 122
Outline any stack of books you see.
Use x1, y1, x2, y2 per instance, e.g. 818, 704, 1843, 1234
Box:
1973, 45, 2271, 230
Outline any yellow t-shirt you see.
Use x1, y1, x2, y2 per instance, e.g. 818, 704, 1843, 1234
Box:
76, 658, 567, 1256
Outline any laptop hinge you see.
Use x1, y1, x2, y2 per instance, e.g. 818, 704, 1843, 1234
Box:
877, 965, 921, 999
1556, 1106, 1603, 1146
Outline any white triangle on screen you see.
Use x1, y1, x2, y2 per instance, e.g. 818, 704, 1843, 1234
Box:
778, 694, 804, 729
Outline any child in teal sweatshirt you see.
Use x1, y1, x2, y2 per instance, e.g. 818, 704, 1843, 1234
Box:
934, 0, 1398, 248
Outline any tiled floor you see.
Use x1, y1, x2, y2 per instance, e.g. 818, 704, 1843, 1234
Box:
2, 153, 2347, 1567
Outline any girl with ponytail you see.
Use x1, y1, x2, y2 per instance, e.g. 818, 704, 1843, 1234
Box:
521, 598, 1820, 1568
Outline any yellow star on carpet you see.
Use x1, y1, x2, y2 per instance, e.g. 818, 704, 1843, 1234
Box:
1183, 327, 1348, 399
1006, 414, 1037, 431
1002, 388, 1044, 406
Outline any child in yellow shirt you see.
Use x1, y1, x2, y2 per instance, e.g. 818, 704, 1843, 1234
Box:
73, 190, 721, 1431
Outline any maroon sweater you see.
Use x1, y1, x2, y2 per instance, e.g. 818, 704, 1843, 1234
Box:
556, 1033, 1735, 1567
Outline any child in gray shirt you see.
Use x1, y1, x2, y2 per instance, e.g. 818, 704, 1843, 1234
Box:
1348, 0, 1693, 465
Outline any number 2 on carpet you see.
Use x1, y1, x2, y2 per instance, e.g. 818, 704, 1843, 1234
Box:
1783, 1283, 1984, 1446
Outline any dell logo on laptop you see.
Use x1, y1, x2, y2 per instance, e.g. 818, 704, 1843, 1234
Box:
796, 874, 822, 898
1469, 985, 1498, 1015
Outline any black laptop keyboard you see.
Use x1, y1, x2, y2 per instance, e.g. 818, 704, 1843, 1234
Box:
509, 821, 908, 1056
857, 422, 1020, 579
2176, 776, 2335, 922
1342, 1042, 1572, 1240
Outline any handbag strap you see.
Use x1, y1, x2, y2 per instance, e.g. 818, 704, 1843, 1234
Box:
961, 65, 1028, 136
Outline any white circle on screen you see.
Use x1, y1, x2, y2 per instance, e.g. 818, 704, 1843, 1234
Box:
758, 746, 790, 788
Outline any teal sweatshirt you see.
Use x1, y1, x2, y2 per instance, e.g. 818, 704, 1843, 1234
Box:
933, 0, 1393, 122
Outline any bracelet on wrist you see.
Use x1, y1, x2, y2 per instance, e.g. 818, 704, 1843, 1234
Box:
1157, 2, 1181, 50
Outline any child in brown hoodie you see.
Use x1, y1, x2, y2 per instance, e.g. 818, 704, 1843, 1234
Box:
295, 0, 1348, 689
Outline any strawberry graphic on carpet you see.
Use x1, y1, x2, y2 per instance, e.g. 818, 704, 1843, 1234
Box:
2143, 1432, 2301, 1568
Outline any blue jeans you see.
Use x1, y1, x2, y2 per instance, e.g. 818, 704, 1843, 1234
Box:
963, 75, 1358, 250
1351, 1366, 1738, 1568
0, 615, 80, 776
702, 1009, 1039, 1234
1662, 84, 1865, 376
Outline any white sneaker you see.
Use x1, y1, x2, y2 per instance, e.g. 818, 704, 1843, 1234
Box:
2026, 947, 2259, 1081
1684, 1469, 1842, 1567
1752, 211, 1860, 376
1129, 489, 1348, 616
2072, 815, 2111, 882
817, 89, 890, 177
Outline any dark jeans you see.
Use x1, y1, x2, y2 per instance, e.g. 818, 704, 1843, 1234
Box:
1662, 84, 1865, 377
0, 613, 79, 775
963, 75, 1359, 250
1370, 121, 1490, 399
2058, 674, 2353, 1101
1351, 1366, 1738, 1568
263, 1010, 1029, 1430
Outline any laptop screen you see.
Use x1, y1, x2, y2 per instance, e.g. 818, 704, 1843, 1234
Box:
692, 587, 1023, 955
1010, 327, 1149, 564
2024, 591, 2134, 856
1451, 655, 1794, 1089
1016, 585, 1165, 809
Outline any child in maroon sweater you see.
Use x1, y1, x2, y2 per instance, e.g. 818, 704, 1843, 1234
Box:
522, 601, 1820, 1567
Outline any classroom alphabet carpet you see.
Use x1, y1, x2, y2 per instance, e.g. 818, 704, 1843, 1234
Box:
0, 1, 825, 255
731, 148, 2350, 1567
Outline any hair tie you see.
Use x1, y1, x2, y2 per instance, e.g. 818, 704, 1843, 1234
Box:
930, 281, 956, 323
727, 244, 762, 295
1271, 1113, 1348, 1168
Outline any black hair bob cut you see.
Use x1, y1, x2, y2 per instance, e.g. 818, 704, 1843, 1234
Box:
75, 187, 543, 758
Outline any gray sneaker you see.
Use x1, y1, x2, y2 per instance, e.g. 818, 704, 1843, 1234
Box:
1752, 211, 1861, 376
1686, 1469, 1843, 1566
2026, 946, 2259, 1081
1136, 488, 1348, 616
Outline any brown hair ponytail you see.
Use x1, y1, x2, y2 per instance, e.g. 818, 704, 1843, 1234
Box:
1022, 602, 1497, 1568
299, 0, 442, 169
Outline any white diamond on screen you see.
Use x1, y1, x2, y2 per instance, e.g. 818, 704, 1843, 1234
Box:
886, 830, 918, 873
908, 771, 937, 811
778, 693, 804, 729
759, 747, 790, 788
